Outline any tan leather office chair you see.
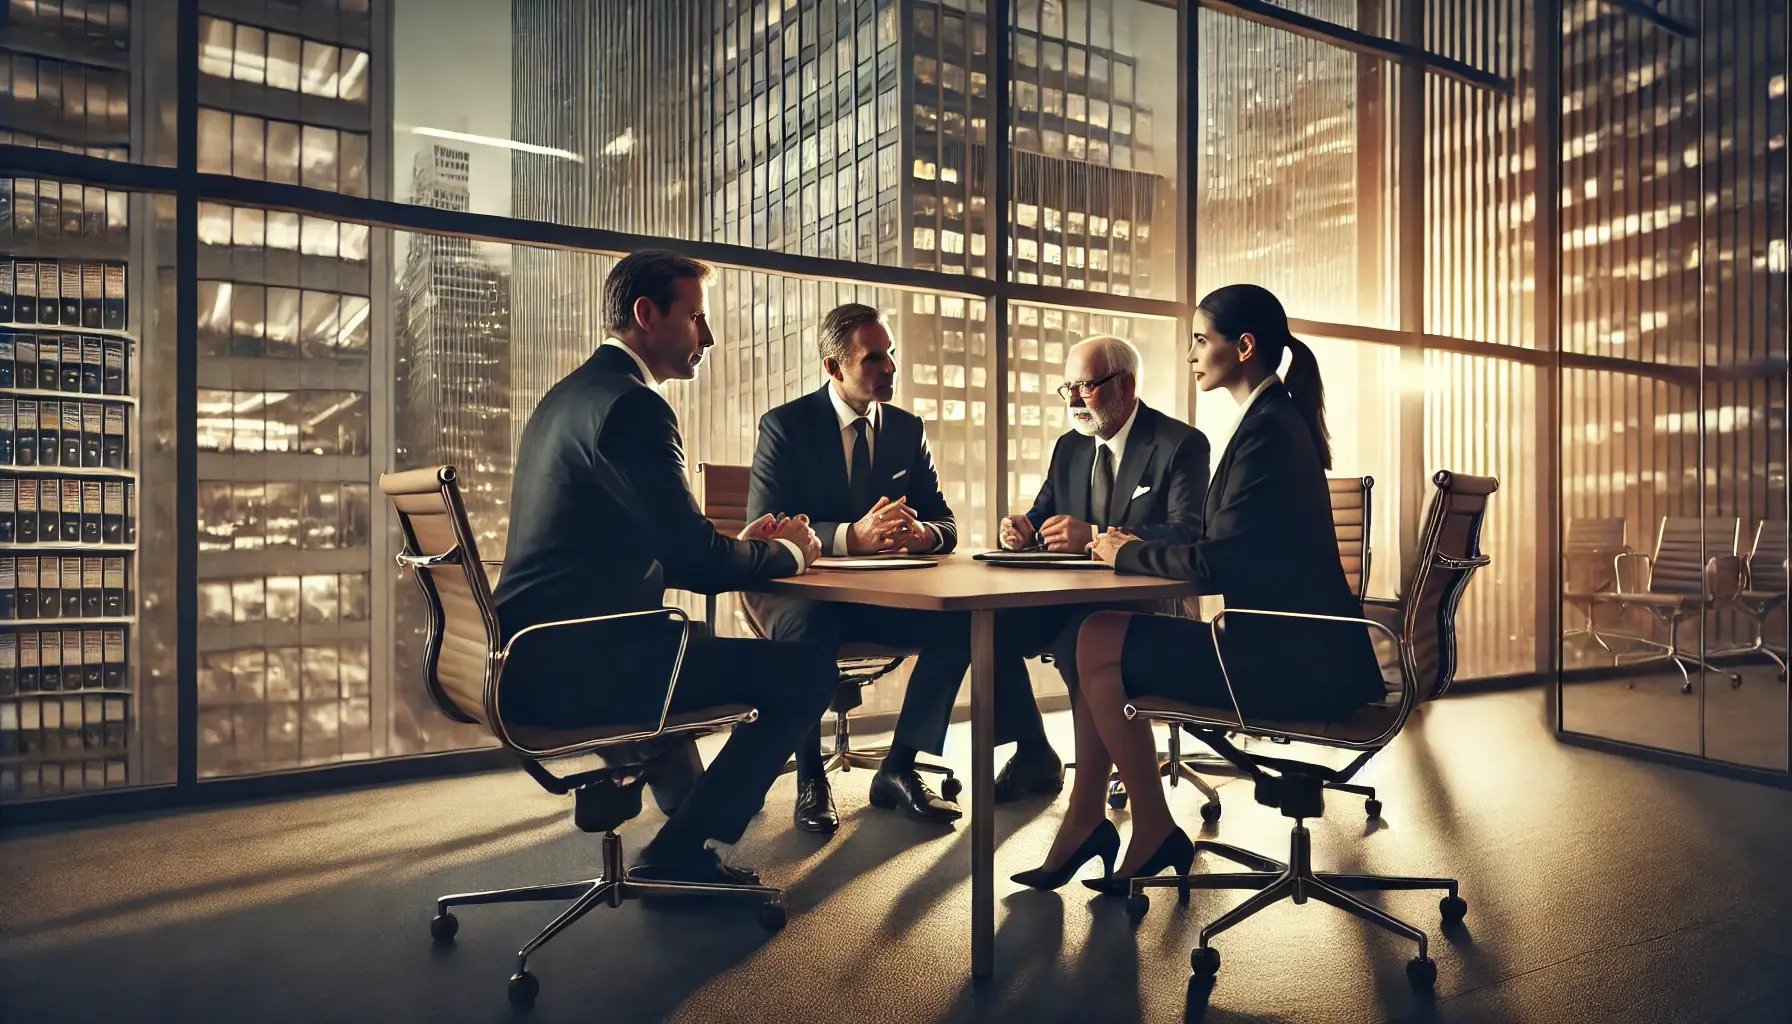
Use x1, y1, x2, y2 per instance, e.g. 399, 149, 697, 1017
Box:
1710, 519, 1788, 679
1122, 470, 1496, 991
1595, 516, 1745, 693
1561, 517, 1631, 652
694, 463, 960, 796
1330, 475, 1375, 605
382, 466, 785, 1008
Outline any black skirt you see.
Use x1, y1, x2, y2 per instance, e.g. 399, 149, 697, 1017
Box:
1119, 612, 1381, 722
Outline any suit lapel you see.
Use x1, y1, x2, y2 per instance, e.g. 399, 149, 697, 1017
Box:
1110, 404, 1158, 525
1204, 391, 1279, 529
810, 385, 851, 507
1067, 436, 1098, 522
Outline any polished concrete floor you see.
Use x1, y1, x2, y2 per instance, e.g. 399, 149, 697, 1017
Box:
3, 686, 1790, 1024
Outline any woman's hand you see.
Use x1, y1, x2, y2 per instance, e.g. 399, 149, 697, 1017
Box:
1089, 528, 1140, 565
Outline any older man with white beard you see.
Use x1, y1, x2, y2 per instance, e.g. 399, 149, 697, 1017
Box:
981, 335, 1212, 804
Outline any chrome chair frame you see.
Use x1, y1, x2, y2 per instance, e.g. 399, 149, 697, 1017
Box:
384, 466, 785, 1007
1598, 517, 1745, 694
1708, 521, 1788, 679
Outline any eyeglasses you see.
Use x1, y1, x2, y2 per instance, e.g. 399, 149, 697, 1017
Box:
1055, 370, 1123, 401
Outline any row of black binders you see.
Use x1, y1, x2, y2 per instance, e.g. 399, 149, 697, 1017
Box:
0, 553, 131, 620
0, 476, 134, 545
0, 397, 129, 468
0, 329, 132, 394
0, 628, 128, 694
0, 257, 129, 330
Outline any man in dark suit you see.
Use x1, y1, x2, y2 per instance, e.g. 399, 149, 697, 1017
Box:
495, 249, 838, 886
990, 335, 1211, 800
746, 303, 968, 833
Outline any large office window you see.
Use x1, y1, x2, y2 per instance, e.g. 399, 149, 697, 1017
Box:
4, 0, 1786, 811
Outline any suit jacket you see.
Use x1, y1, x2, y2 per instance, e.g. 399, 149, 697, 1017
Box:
495, 344, 798, 639
748, 384, 957, 556
1114, 387, 1382, 718
1026, 402, 1209, 544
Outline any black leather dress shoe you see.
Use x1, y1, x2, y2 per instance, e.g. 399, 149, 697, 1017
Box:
868, 767, 962, 824
628, 848, 761, 886
993, 744, 1065, 804
794, 776, 840, 834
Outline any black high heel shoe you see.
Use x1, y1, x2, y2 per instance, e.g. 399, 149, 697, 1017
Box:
1011, 820, 1121, 891
1083, 826, 1195, 896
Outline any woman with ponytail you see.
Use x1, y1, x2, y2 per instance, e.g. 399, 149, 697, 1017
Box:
1011, 284, 1384, 895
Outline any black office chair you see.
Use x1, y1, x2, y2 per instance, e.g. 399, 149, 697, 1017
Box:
1122, 470, 1496, 991
695, 463, 960, 797
382, 466, 786, 1008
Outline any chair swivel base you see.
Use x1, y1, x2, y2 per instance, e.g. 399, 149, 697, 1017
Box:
428, 831, 786, 1007
1124, 824, 1464, 991
1101, 755, 1222, 822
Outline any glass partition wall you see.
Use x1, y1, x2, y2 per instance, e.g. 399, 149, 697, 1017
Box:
1554, 0, 1789, 777
3, 0, 1786, 816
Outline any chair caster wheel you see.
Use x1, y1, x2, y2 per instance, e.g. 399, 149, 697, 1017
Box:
1440, 895, 1468, 923
940, 776, 963, 801
508, 970, 539, 1006
1406, 956, 1437, 990
1108, 784, 1128, 811
1729, 674, 1743, 688
1199, 801, 1221, 824
1190, 946, 1220, 976
1125, 893, 1149, 923
1680, 681, 1694, 695
1365, 798, 1383, 818
759, 900, 787, 932
429, 912, 458, 944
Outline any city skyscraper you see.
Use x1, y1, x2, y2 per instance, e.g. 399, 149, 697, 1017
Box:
191, 1, 383, 774
509, 0, 1182, 554
396, 144, 513, 548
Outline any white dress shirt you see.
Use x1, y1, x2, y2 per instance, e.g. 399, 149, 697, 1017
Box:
602, 337, 808, 571
826, 382, 938, 554
600, 337, 659, 387
1091, 400, 1141, 497
1217, 373, 1283, 466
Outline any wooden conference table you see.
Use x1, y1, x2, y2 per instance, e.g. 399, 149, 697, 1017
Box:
755, 553, 1197, 979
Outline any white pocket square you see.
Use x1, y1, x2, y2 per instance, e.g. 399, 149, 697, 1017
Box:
1132, 484, 1151, 499
891, 469, 908, 480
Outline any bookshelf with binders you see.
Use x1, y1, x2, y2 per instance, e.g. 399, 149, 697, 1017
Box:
1, 0, 142, 802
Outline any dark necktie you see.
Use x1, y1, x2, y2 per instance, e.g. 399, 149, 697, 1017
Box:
849, 417, 873, 516
1091, 442, 1114, 529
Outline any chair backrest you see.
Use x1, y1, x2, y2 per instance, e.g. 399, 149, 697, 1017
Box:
696, 463, 751, 538
1564, 517, 1626, 592
1327, 476, 1374, 605
1650, 516, 1741, 596
379, 465, 501, 731
1399, 471, 1497, 702
1746, 519, 1788, 590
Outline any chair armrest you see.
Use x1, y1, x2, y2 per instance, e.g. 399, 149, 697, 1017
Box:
1705, 555, 1746, 604
1613, 552, 1653, 593
496, 606, 695, 758
1196, 607, 1410, 748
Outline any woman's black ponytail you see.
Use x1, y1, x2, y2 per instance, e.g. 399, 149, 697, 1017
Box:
1196, 284, 1334, 470
1281, 334, 1332, 471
